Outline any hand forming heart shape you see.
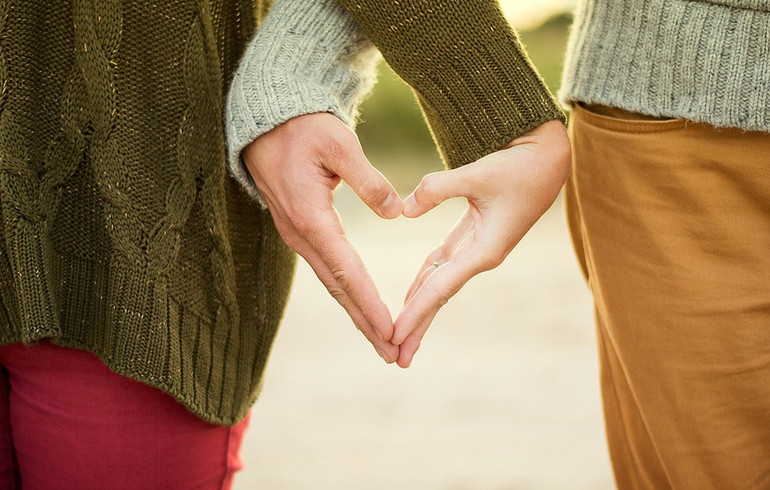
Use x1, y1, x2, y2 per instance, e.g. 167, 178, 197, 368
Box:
242, 113, 571, 368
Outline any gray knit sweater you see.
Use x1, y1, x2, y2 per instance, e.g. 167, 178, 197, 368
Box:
560, 0, 770, 132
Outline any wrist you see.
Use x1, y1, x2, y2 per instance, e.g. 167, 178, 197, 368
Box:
224, 0, 381, 204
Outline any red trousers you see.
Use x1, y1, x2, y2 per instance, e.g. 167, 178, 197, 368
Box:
0, 341, 249, 490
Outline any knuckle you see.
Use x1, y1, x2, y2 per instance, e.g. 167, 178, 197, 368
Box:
285, 206, 315, 236
320, 131, 357, 162
418, 174, 440, 204
327, 284, 348, 305
292, 217, 313, 237
358, 177, 389, 204
321, 136, 346, 161
331, 268, 351, 293
477, 251, 506, 272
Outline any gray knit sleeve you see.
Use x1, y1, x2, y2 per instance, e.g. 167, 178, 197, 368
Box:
225, 0, 380, 205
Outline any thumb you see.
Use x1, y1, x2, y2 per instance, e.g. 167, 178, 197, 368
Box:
403, 167, 473, 218
325, 133, 402, 219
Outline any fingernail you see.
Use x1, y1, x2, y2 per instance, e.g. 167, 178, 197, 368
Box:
379, 192, 401, 218
403, 195, 416, 216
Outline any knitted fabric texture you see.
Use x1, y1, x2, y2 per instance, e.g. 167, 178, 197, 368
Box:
225, 0, 380, 205
560, 0, 770, 131
0, 0, 563, 425
0, 0, 295, 426
338, 0, 566, 169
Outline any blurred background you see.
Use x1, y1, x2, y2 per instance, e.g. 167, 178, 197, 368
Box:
236, 2, 615, 489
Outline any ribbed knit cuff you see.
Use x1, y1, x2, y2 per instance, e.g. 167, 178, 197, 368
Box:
225, 0, 380, 205
339, 0, 566, 169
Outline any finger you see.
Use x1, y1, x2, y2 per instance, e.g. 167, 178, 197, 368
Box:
394, 253, 482, 346
397, 325, 429, 368
396, 279, 451, 368
265, 200, 398, 358
303, 210, 396, 343
403, 166, 477, 218
403, 212, 475, 306
394, 253, 484, 368
291, 229, 399, 363
403, 246, 443, 306
323, 133, 402, 219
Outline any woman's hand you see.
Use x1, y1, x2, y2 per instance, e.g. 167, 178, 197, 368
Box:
242, 113, 403, 363
393, 119, 571, 367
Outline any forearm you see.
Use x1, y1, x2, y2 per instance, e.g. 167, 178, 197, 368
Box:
337, 0, 566, 169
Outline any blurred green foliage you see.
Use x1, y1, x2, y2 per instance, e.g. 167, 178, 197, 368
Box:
355, 13, 572, 193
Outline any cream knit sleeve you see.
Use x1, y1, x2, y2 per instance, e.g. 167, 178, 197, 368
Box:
224, 0, 380, 204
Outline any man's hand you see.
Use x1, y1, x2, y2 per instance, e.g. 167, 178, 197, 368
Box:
393, 119, 571, 367
242, 113, 403, 363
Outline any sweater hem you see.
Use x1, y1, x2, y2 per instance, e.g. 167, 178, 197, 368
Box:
0, 247, 279, 426
0, 332, 255, 426
57, 337, 256, 426
559, 0, 770, 132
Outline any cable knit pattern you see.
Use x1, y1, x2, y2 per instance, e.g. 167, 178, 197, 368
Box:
560, 0, 770, 132
225, 0, 380, 205
0, 0, 563, 425
0, 0, 287, 425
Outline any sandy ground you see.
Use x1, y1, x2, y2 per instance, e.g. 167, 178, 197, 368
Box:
233, 187, 614, 489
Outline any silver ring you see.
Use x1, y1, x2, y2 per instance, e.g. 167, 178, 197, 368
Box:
432, 261, 440, 269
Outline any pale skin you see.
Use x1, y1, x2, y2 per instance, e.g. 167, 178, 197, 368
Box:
242, 113, 571, 367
